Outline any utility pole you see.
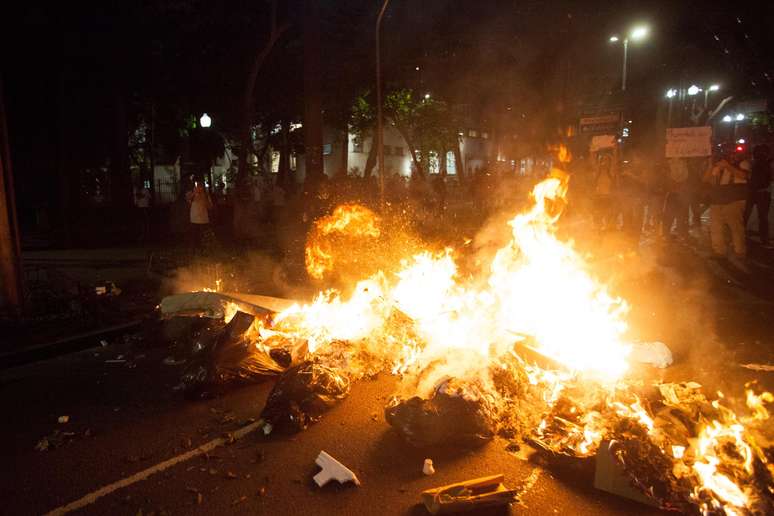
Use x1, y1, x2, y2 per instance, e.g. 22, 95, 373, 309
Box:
0, 77, 24, 317
375, 0, 390, 208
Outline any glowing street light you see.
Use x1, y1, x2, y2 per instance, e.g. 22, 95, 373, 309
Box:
687, 85, 701, 96
609, 25, 649, 91
736, 113, 745, 121
424, 93, 431, 100
665, 88, 677, 98
722, 115, 733, 122
630, 26, 648, 40
708, 84, 720, 92
199, 113, 212, 128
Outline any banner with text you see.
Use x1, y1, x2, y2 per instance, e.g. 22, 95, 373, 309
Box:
665, 126, 712, 158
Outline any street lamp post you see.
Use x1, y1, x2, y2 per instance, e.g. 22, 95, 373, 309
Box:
704, 84, 719, 109
375, 0, 391, 209
609, 26, 648, 92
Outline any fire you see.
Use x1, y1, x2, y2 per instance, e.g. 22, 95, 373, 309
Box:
305, 203, 381, 279
201, 167, 774, 513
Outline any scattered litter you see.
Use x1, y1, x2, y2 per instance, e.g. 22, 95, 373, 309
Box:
594, 440, 658, 506
35, 430, 77, 451
163, 357, 187, 366
231, 495, 247, 506
740, 363, 774, 372
226, 471, 237, 479
423, 459, 435, 476
629, 341, 673, 369
100, 340, 108, 347
58, 416, 70, 424
421, 474, 518, 514
313, 451, 360, 487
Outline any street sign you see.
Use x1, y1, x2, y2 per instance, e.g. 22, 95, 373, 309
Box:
579, 113, 621, 134
665, 126, 712, 158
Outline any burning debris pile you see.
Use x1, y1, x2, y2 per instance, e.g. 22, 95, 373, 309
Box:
160, 168, 773, 514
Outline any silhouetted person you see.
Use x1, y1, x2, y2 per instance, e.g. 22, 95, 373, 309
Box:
704, 151, 750, 271
186, 179, 213, 253
744, 144, 772, 247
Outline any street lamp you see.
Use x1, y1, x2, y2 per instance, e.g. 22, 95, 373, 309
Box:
687, 85, 701, 96
722, 115, 733, 122
736, 113, 745, 121
609, 25, 649, 91
199, 113, 212, 128
375, 0, 391, 209
665, 88, 677, 98
704, 84, 719, 108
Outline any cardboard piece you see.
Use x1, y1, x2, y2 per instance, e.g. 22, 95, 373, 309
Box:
421, 474, 518, 514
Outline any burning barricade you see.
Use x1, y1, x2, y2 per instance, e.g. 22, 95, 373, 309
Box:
157, 173, 773, 515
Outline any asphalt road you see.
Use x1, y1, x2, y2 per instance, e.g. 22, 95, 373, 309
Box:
2, 238, 773, 516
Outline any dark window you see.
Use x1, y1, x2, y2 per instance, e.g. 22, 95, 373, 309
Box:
323, 143, 332, 156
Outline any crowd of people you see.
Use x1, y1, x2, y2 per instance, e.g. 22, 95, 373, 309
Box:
583, 143, 772, 272
173, 144, 772, 272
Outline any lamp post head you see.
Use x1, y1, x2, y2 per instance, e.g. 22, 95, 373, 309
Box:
630, 26, 648, 40
200, 113, 212, 128
722, 115, 733, 123
708, 84, 720, 92
687, 85, 701, 96
736, 113, 745, 121
666, 88, 677, 99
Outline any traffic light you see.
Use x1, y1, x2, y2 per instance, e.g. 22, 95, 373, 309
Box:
735, 144, 746, 153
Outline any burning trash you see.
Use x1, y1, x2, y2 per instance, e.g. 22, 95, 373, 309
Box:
157, 168, 773, 514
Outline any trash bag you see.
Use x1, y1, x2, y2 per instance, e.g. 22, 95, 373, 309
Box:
385, 378, 496, 448
259, 360, 351, 433
181, 311, 286, 399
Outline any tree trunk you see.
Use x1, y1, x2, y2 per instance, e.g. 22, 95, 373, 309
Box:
235, 1, 288, 186
363, 137, 377, 177
395, 126, 423, 177
111, 88, 131, 210
278, 121, 290, 188
303, 0, 324, 185
0, 78, 24, 317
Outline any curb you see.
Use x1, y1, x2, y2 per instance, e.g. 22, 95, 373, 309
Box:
0, 320, 144, 370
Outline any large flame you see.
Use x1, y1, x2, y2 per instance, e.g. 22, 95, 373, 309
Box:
222, 169, 771, 514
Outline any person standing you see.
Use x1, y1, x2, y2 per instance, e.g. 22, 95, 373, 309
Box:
662, 158, 690, 239
744, 144, 772, 247
186, 179, 212, 252
704, 152, 751, 270
134, 183, 152, 241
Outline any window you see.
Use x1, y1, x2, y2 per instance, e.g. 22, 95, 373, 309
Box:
271, 151, 280, 173
352, 140, 364, 153
468, 129, 478, 138
481, 132, 489, 139
384, 146, 391, 156
323, 143, 332, 156
394, 146, 404, 156
446, 151, 456, 175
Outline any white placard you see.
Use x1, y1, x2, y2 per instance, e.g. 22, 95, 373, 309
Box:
665, 126, 712, 158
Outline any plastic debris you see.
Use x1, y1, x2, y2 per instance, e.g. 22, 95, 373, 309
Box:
180, 311, 290, 399
629, 341, 673, 369
385, 378, 496, 448
421, 474, 518, 514
58, 416, 69, 424
423, 458, 435, 476
259, 360, 350, 433
313, 451, 360, 487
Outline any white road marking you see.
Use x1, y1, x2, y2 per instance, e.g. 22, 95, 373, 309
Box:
45, 419, 264, 516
